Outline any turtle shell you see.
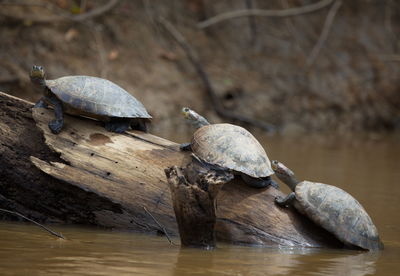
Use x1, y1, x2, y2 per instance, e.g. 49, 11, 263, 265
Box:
295, 181, 383, 250
46, 76, 151, 118
191, 123, 273, 178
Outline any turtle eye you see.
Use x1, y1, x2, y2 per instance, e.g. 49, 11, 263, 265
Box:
32, 65, 42, 71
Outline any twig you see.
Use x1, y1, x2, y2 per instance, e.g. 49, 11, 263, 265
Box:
157, 17, 276, 133
0, 0, 120, 23
69, 0, 120, 21
4, 0, 74, 22
245, 0, 257, 46
306, 0, 342, 68
281, 0, 306, 57
143, 206, 175, 245
379, 55, 400, 62
0, 208, 65, 239
198, 0, 334, 29
89, 23, 108, 78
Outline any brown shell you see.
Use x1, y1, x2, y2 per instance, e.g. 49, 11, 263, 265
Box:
46, 76, 151, 118
295, 181, 383, 250
191, 124, 273, 178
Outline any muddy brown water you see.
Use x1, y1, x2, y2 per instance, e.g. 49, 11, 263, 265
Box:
1, 134, 399, 275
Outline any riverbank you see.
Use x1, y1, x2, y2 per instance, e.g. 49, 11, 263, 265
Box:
1, 0, 399, 136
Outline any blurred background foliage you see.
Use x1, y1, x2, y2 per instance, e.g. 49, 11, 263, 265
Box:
0, 0, 399, 137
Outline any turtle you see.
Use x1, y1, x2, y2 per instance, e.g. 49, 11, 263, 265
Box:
272, 160, 384, 250
30, 65, 151, 134
180, 107, 278, 189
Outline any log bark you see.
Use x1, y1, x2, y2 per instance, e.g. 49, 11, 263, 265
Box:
0, 91, 341, 248
165, 163, 233, 249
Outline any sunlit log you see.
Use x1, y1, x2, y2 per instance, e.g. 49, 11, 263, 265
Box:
0, 91, 341, 248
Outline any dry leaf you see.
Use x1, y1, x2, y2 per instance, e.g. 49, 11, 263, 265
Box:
65, 28, 79, 42
108, 49, 119, 60
159, 50, 177, 61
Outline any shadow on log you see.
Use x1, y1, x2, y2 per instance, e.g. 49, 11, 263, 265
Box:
0, 91, 342, 248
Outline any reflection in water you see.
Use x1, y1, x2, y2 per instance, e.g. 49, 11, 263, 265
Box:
322, 252, 379, 276
290, 250, 380, 276
173, 248, 380, 276
172, 247, 303, 276
0, 134, 398, 275
0, 222, 383, 276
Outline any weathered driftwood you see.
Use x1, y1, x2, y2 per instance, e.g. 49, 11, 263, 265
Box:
0, 91, 341, 248
165, 162, 233, 249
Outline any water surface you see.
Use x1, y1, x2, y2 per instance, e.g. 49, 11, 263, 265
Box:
1, 134, 399, 275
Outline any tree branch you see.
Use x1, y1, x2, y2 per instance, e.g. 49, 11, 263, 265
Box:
143, 206, 175, 245
197, 0, 334, 29
70, 0, 120, 22
0, 0, 120, 23
245, 0, 257, 46
157, 17, 276, 132
379, 55, 400, 62
306, 0, 342, 68
0, 208, 65, 239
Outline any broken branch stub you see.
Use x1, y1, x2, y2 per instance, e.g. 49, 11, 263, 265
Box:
165, 163, 233, 249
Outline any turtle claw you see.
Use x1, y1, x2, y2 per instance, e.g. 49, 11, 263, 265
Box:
270, 180, 280, 189
34, 99, 48, 108
275, 193, 296, 208
275, 196, 286, 207
48, 119, 63, 134
180, 143, 192, 151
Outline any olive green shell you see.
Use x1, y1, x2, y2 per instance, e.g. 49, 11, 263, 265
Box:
191, 123, 273, 178
46, 76, 151, 118
295, 181, 383, 250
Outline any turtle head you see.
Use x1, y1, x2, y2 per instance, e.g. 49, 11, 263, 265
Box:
30, 65, 45, 80
271, 160, 299, 191
30, 65, 47, 92
181, 107, 210, 129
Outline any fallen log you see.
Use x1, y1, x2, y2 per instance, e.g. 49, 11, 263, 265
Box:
0, 91, 341, 248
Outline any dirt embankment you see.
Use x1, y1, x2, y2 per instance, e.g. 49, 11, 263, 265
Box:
0, 0, 399, 138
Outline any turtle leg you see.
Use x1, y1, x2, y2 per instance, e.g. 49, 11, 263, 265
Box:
105, 117, 130, 133
47, 95, 64, 134
33, 97, 48, 108
180, 143, 192, 151
241, 175, 280, 189
269, 178, 280, 189
131, 119, 148, 132
275, 192, 296, 208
